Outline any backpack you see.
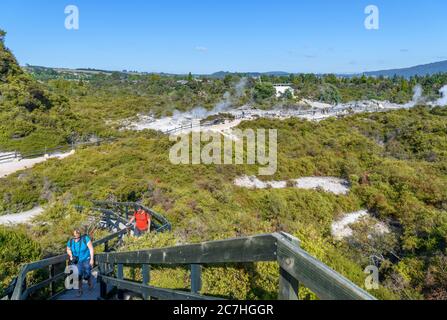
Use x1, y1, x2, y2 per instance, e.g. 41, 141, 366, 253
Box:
69, 235, 88, 257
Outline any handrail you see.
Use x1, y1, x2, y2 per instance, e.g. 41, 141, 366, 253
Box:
95, 232, 376, 300
163, 119, 225, 135
92, 201, 171, 232
4, 205, 375, 300
5, 200, 169, 300
0, 137, 115, 164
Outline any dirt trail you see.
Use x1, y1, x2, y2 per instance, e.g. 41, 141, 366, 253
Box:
0, 207, 44, 225
0, 150, 75, 178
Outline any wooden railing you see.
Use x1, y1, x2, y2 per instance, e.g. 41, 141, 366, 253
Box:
2, 201, 171, 300
3, 204, 375, 300
95, 232, 376, 300
92, 201, 172, 233
0, 137, 115, 164
164, 119, 229, 135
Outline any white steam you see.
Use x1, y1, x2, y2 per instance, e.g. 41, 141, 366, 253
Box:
404, 85, 424, 108
429, 85, 447, 107
235, 77, 248, 98
405, 84, 447, 108
173, 77, 248, 119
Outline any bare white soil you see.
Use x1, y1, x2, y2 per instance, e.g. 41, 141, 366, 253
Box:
293, 177, 350, 195
233, 175, 350, 195
0, 150, 75, 178
0, 206, 44, 225
126, 95, 423, 135
331, 210, 390, 240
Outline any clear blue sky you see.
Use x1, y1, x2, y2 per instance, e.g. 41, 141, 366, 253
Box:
1, 0, 446, 74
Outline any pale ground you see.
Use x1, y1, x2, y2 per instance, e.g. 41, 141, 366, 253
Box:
126, 97, 417, 135
331, 210, 390, 240
175, 118, 243, 140
0, 206, 44, 225
233, 176, 390, 240
0, 150, 75, 178
233, 175, 350, 195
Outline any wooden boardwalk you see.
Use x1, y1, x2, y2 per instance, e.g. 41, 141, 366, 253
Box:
55, 271, 100, 300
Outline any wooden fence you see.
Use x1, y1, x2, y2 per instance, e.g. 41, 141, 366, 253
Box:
95, 232, 376, 300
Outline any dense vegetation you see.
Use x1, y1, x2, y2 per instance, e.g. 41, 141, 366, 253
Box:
1, 29, 446, 300
1, 107, 446, 299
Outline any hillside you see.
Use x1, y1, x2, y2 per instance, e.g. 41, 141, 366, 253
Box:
364, 60, 447, 78
0, 30, 83, 153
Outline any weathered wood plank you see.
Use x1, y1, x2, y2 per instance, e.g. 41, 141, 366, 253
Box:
101, 276, 224, 300
49, 265, 56, 296
96, 234, 277, 265
21, 272, 66, 300
93, 229, 127, 247
117, 264, 124, 300
191, 265, 202, 294
278, 267, 299, 300
273, 233, 375, 300
142, 264, 150, 300
142, 264, 150, 285
99, 263, 108, 299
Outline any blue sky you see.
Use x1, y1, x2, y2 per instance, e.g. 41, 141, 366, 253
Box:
1, 0, 446, 74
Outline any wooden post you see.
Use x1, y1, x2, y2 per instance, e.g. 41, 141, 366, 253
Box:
49, 264, 55, 297
22, 274, 27, 296
142, 264, 150, 300
104, 241, 109, 253
117, 264, 124, 300
99, 263, 107, 300
278, 267, 299, 300
190, 264, 202, 294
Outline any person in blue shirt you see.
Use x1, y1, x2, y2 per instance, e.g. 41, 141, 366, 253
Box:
66, 228, 95, 297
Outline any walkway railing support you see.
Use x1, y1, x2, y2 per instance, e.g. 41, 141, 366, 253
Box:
49, 265, 56, 297
190, 265, 202, 294
116, 263, 124, 300
142, 264, 151, 300
279, 267, 299, 300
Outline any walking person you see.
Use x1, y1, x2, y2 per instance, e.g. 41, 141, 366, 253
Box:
128, 208, 152, 237
67, 229, 94, 297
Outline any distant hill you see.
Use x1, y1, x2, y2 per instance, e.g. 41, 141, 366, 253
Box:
207, 71, 290, 78
363, 60, 447, 78
23, 60, 447, 80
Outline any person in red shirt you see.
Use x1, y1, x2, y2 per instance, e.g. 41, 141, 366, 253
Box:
128, 208, 152, 237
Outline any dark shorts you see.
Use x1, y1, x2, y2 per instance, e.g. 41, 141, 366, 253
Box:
134, 228, 148, 237
76, 260, 92, 281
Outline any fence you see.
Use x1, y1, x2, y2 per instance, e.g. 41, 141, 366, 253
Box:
95, 232, 376, 300
0, 137, 115, 164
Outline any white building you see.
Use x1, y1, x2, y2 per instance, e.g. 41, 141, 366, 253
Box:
273, 83, 295, 98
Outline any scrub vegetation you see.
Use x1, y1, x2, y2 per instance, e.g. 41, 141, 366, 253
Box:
1, 29, 446, 299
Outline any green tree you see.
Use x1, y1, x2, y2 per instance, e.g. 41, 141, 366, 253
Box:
253, 82, 276, 101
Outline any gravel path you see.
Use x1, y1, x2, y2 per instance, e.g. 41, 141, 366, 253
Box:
0, 150, 75, 178
0, 207, 44, 225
